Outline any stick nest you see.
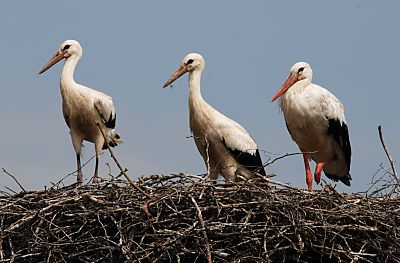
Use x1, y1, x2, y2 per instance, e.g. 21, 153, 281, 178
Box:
0, 174, 399, 263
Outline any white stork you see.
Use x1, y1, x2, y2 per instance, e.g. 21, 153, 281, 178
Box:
272, 62, 351, 191
39, 39, 121, 184
163, 53, 266, 181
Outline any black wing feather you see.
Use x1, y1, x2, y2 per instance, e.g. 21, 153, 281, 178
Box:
105, 112, 116, 129
326, 118, 352, 185
222, 137, 266, 176
327, 118, 351, 169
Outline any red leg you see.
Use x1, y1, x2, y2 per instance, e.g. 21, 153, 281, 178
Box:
302, 152, 313, 191
314, 162, 325, 184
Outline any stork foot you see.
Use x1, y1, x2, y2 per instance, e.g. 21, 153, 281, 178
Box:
91, 175, 101, 184
314, 163, 324, 184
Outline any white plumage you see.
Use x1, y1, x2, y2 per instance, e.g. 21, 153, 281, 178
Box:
39, 40, 121, 184
163, 53, 265, 181
272, 62, 351, 190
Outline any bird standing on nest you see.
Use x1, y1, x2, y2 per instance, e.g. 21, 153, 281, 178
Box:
272, 62, 351, 191
163, 53, 266, 182
39, 39, 121, 184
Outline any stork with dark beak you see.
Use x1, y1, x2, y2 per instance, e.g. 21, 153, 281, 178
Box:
163, 53, 266, 181
39, 39, 121, 184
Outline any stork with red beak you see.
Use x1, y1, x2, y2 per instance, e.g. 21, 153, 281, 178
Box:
272, 62, 351, 191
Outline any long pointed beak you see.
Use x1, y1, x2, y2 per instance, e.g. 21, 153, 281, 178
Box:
162, 65, 188, 88
38, 50, 65, 74
271, 73, 298, 102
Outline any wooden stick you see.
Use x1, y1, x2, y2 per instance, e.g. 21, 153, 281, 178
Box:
378, 125, 399, 184
95, 122, 151, 199
190, 195, 212, 263
2, 168, 26, 192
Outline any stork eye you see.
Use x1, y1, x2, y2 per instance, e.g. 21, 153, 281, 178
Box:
187, 59, 194, 65
63, 44, 71, 51
298, 67, 305, 73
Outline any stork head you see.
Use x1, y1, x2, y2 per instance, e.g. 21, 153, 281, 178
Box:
271, 62, 313, 102
39, 40, 83, 74
163, 53, 205, 88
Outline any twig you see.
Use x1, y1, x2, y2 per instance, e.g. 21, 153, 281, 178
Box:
378, 125, 399, 184
50, 155, 98, 189
263, 151, 317, 168
190, 195, 212, 263
2, 168, 26, 192
95, 122, 151, 199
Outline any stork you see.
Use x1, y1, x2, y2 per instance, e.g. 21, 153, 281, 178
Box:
39, 40, 121, 184
163, 53, 266, 181
272, 62, 351, 191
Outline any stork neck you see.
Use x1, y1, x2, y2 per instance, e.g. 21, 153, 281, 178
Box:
188, 70, 205, 105
60, 55, 80, 87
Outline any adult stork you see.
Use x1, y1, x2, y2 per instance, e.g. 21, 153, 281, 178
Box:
163, 53, 266, 181
39, 39, 121, 184
271, 62, 351, 191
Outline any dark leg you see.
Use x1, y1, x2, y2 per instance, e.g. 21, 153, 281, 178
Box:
77, 154, 83, 184
92, 155, 100, 184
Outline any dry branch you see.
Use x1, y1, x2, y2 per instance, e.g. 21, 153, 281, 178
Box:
2, 168, 26, 193
378, 125, 399, 184
95, 122, 151, 199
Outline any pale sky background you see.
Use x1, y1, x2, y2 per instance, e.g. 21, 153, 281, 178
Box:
1, 1, 399, 193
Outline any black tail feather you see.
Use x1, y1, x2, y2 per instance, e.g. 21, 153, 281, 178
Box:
325, 172, 352, 186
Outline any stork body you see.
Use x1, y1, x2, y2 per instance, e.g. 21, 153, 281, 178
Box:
163, 53, 266, 181
39, 40, 121, 184
272, 62, 351, 190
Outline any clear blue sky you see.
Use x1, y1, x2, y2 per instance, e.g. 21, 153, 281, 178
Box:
1, 1, 399, 193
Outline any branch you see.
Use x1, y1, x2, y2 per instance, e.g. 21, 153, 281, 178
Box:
190, 195, 212, 263
378, 125, 399, 184
2, 168, 26, 192
263, 151, 317, 168
95, 123, 152, 199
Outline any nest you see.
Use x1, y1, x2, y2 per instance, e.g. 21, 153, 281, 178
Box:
0, 172, 399, 263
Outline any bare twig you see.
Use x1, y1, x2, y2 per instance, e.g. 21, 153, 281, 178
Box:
263, 151, 317, 168
2, 168, 26, 192
190, 195, 212, 263
95, 122, 151, 199
378, 125, 399, 184
50, 155, 98, 189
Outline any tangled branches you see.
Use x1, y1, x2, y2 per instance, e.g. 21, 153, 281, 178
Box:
0, 174, 399, 263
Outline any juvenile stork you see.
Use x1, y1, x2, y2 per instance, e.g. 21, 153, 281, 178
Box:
39, 40, 121, 184
272, 62, 351, 191
163, 53, 266, 181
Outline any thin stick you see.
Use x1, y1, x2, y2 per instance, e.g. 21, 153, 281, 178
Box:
263, 151, 317, 168
2, 168, 26, 192
190, 195, 212, 263
50, 155, 98, 189
378, 125, 399, 184
96, 123, 152, 199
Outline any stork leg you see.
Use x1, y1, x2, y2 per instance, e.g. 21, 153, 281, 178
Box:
92, 155, 100, 184
301, 151, 313, 191
314, 162, 325, 184
76, 154, 83, 184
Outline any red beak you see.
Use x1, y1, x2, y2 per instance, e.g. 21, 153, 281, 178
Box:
271, 73, 298, 102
